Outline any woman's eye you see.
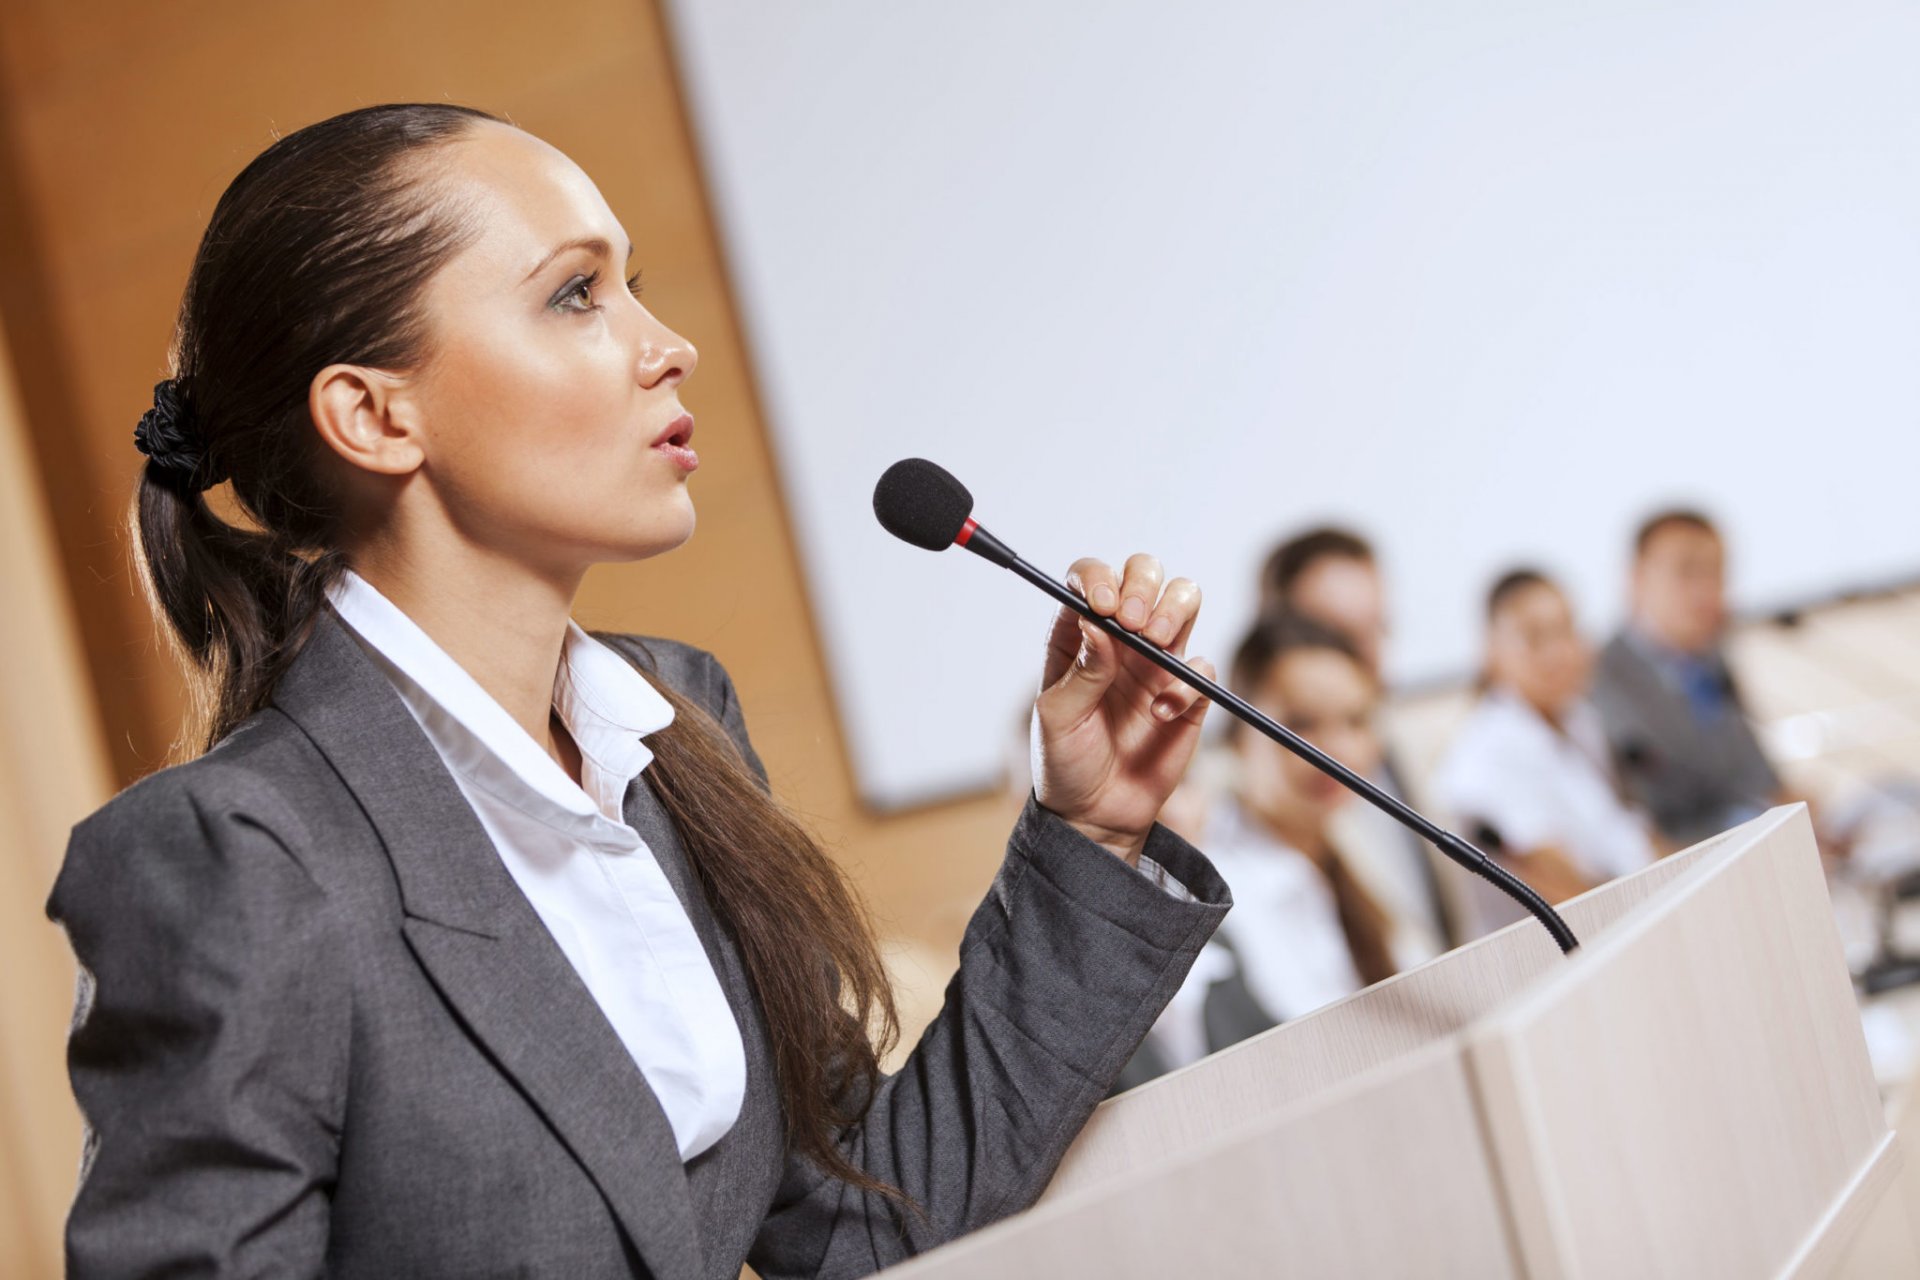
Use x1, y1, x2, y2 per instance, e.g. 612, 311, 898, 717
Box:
552, 271, 603, 313
549, 267, 641, 313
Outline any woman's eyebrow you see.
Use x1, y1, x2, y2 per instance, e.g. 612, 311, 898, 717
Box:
521, 236, 635, 283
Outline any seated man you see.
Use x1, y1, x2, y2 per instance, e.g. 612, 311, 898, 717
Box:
1592, 509, 1785, 846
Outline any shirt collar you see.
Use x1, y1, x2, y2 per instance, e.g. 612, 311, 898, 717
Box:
1625, 621, 1721, 673
322, 566, 674, 834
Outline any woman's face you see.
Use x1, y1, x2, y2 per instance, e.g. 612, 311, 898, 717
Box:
1287, 556, 1387, 677
1236, 647, 1381, 829
396, 123, 701, 574
1487, 581, 1591, 717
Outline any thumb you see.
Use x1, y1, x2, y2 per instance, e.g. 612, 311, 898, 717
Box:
1038, 616, 1118, 728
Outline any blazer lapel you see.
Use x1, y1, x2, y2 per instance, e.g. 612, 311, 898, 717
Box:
623, 762, 786, 1275
272, 606, 707, 1280
1620, 638, 1717, 761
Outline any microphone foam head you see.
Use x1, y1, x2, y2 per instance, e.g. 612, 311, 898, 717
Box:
873, 458, 974, 551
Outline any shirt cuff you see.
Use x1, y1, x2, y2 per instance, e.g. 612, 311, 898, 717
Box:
1133, 852, 1201, 903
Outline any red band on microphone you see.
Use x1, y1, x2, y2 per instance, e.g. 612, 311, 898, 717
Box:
955, 517, 979, 548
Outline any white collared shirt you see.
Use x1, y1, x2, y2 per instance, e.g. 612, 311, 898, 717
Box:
324, 567, 746, 1160
1144, 794, 1364, 1070
1433, 687, 1658, 885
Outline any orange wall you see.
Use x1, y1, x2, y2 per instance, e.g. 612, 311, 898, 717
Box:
0, 2, 1017, 1271
0, 311, 107, 1280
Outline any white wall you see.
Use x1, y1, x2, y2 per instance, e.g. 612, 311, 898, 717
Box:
665, 0, 1920, 810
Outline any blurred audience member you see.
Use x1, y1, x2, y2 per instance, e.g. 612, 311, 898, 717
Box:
1592, 510, 1785, 845
1260, 527, 1458, 958
1433, 569, 1658, 932
1117, 613, 1398, 1088
1260, 526, 1388, 674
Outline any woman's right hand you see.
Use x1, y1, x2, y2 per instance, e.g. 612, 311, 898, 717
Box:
1030, 553, 1216, 866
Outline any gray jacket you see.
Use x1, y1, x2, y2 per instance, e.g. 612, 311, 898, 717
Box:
1590, 631, 1782, 845
48, 604, 1229, 1279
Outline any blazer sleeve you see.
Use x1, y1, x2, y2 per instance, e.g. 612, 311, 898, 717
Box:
692, 654, 1232, 1280
45, 770, 349, 1279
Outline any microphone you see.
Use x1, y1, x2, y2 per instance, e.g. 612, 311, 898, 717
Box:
873, 458, 1579, 955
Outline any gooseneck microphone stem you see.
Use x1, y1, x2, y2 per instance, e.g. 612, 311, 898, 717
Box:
1002, 543, 1579, 956
875, 465, 1578, 955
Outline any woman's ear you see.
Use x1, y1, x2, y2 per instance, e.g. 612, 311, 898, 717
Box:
309, 364, 424, 478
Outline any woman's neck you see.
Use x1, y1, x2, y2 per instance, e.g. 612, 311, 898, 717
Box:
1241, 791, 1329, 863
347, 538, 585, 763
1496, 681, 1567, 734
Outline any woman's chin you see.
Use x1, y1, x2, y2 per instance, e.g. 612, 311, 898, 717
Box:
631, 506, 697, 560
573, 485, 697, 563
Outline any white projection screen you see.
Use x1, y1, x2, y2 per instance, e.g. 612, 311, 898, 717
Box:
663, 1, 1920, 811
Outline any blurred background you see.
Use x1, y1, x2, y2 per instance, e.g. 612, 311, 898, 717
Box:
2, 1, 1918, 1275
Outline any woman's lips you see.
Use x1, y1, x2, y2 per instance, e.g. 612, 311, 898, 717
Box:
652, 414, 699, 472
1305, 773, 1344, 802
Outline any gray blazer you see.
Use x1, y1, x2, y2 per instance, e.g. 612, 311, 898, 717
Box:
48, 604, 1229, 1279
1590, 631, 1782, 845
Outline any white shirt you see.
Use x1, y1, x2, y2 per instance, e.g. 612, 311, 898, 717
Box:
1144, 795, 1364, 1071
324, 568, 747, 1160
1326, 785, 1447, 969
1432, 688, 1657, 887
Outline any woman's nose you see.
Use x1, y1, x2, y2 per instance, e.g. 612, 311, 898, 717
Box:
637, 316, 699, 390
1338, 727, 1382, 770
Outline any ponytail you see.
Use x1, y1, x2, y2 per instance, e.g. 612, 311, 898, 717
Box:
130, 461, 345, 760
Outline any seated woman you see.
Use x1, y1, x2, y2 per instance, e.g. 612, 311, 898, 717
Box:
1120, 612, 1399, 1086
1433, 569, 1660, 934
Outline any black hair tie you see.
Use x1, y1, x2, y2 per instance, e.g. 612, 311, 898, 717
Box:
133, 377, 227, 491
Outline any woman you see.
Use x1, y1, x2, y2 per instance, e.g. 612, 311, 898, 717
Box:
1432, 568, 1658, 930
1124, 611, 1397, 1085
48, 104, 1230, 1279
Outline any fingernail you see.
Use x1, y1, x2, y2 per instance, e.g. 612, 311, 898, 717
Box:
1152, 695, 1179, 720
1092, 585, 1118, 612
1120, 598, 1147, 627
1145, 618, 1174, 646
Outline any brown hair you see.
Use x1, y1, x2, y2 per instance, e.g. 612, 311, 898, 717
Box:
131, 104, 901, 1200
1226, 611, 1397, 986
1257, 525, 1375, 614
1486, 566, 1554, 622
1632, 507, 1719, 559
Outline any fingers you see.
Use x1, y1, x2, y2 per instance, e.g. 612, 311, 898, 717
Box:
1115, 553, 1164, 631
1149, 656, 1216, 724
1050, 553, 1203, 716
1065, 557, 1121, 617
1039, 596, 1089, 691
1037, 615, 1121, 728
1068, 554, 1180, 640
1143, 577, 1201, 653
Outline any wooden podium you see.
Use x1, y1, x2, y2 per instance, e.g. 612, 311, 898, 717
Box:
883, 806, 1916, 1278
